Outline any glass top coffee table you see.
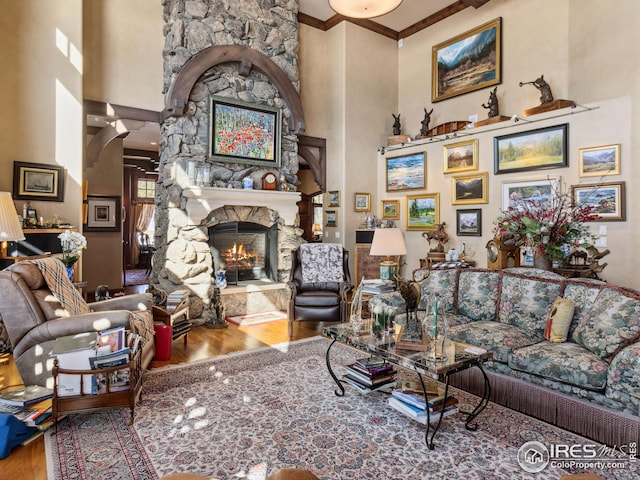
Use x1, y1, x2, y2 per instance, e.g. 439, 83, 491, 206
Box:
322, 322, 493, 450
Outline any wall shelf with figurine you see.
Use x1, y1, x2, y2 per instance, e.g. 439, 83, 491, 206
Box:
379, 102, 598, 155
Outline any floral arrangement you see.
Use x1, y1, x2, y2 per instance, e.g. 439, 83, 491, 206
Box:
494, 186, 599, 261
58, 229, 87, 268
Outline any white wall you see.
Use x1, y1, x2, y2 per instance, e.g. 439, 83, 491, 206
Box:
0, 0, 84, 230
389, 0, 639, 288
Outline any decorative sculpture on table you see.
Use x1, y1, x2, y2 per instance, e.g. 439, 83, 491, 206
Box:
422, 222, 449, 266
422, 222, 449, 253
395, 275, 427, 351
519, 75, 554, 105
481, 87, 499, 118
419, 108, 434, 137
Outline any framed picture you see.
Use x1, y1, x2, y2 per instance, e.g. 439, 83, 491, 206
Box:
501, 177, 560, 211
451, 172, 488, 205
386, 152, 426, 192
381, 200, 400, 220
432, 18, 502, 102
12, 161, 65, 202
208, 95, 281, 167
494, 124, 568, 174
456, 209, 482, 236
572, 182, 626, 221
327, 191, 340, 207
85, 195, 122, 232
324, 210, 338, 228
578, 144, 621, 177
354, 192, 371, 212
443, 139, 478, 174
406, 193, 440, 231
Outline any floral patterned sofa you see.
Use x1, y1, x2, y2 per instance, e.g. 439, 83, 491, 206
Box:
369, 267, 640, 447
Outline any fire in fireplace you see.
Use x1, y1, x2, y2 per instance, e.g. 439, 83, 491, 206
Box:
210, 222, 278, 285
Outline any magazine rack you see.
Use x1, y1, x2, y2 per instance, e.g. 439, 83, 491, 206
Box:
51, 348, 143, 430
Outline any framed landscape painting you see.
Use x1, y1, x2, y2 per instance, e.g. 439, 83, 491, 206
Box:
381, 200, 400, 220
451, 172, 488, 205
13, 161, 65, 202
572, 182, 625, 221
456, 209, 482, 236
444, 139, 478, 174
354, 192, 371, 212
209, 95, 281, 167
324, 210, 338, 228
432, 18, 502, 102
386, 152, 426, 191
328, 191, 340, 207
406, 193, 440, 231
494, 124, 568, 174
578, 144, 620, 177
501, 177, 559, 211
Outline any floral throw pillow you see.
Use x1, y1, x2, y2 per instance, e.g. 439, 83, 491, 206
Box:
572, 288, 640, 359
543, 296, 575, 343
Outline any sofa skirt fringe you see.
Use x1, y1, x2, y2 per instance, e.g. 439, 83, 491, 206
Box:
450, 367, 640, 448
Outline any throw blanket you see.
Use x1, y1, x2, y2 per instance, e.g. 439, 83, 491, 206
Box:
300, 243, 344, 283
28, 257, 91, 317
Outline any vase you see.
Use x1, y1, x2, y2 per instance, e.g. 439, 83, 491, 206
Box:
66, 266, 75, 283
533, 252, 552, 271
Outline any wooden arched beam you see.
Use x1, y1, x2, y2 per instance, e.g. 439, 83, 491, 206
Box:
297, 135, 326, 191
163, 45, 306, 134
86, 119, 145, 168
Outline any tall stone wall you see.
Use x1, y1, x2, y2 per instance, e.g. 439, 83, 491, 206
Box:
155, 0, 301, 324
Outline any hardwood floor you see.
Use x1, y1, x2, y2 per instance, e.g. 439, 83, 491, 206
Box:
0, 318, 331, 479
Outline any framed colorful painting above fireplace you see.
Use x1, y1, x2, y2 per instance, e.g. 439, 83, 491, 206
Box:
209, 95, 282, 167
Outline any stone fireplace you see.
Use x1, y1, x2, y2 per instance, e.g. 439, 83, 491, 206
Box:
153, 1, 304, 324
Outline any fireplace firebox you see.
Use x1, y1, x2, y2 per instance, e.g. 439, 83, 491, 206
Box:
210, 222, 278, 285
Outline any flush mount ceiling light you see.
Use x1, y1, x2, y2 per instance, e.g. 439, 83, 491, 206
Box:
329, 0, 403, 19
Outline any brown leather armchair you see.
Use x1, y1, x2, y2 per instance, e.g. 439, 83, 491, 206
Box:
0, 260, 155, 388
287, 245, 352, 337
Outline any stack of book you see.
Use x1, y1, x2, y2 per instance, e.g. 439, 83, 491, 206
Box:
51, 326, 143, 396
361, 280, 394, 294
166, 289, 189, 311
341, 357, 397, 394
0, 385, 55, 441
165, 289, 191, 341
388, 381, 459, 424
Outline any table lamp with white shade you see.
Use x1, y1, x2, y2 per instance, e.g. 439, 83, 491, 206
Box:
369, 227, 407, 282
0, 192, 25, 257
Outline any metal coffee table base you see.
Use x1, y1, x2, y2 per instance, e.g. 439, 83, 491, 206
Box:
324, 337, 492, 450
416, 363, 491, 449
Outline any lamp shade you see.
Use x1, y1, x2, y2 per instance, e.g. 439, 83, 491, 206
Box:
329, 0, 402, 19
369, 228, 407, 257
0, 192, 25, 242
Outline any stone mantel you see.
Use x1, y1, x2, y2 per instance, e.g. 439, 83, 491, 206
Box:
183, 186, 302, 226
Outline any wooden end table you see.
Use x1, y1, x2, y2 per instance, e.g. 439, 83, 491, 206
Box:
152, 298, 191, 345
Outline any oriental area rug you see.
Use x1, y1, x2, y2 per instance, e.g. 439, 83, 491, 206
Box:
45, 337, 632, 480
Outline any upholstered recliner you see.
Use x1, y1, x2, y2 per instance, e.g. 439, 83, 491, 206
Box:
0, 258, 155, 388
287, 244, 352, 337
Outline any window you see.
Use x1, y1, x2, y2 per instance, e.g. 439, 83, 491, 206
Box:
312, 193, 323, 238
137, 178, 155, 200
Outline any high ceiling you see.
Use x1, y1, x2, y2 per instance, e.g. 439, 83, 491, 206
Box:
99, 0, 490, 160
299, 0, 455, 31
